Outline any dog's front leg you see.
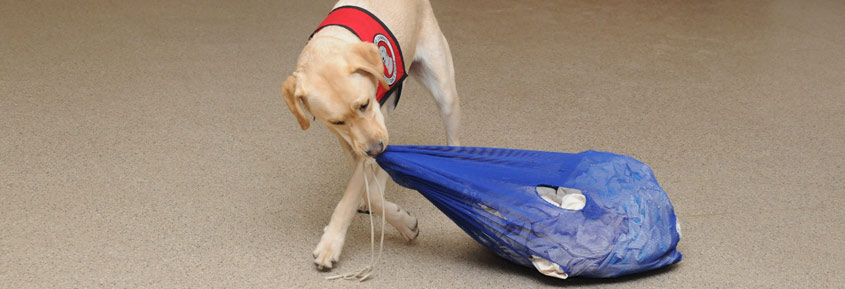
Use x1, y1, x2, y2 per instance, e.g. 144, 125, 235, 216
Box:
363, 165, 420, 241
313, 160, 365, 271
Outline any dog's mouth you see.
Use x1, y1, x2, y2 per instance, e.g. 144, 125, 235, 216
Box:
331, 118, 388, 157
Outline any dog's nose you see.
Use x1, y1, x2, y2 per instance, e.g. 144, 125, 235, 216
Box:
366, 141, 385, 157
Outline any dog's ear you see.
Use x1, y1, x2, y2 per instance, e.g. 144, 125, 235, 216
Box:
347, 42, 389, 90
282, 73, 310, 130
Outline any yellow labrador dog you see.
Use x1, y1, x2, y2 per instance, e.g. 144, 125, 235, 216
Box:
282, 0, 460, 271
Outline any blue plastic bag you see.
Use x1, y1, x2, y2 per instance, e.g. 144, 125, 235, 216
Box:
375, 145, 682, 278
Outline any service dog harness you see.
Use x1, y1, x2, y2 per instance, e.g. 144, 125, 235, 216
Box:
311, 6, 407, 108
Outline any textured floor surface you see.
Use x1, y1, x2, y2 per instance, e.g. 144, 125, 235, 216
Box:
2, 0, 843, 288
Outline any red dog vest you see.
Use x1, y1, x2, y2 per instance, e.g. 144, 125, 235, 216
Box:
311, 6, 407, 107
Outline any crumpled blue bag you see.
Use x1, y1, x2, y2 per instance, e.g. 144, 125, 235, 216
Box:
375, 145, 682, 278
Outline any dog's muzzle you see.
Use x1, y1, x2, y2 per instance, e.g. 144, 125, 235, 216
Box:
366, 141, 385, 156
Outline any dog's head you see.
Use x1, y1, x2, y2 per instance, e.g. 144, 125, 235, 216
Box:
283, 41, 389, 157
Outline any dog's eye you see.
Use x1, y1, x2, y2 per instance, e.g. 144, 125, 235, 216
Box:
359, 100, 370, 112
331, 120, 345, 126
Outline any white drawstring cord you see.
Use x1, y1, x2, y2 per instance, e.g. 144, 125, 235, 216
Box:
326, 158, 386, 282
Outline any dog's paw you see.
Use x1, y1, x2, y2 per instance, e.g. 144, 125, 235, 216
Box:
396, 209, 420, 242
357, 201, 371, 214
312, 236, 344, 271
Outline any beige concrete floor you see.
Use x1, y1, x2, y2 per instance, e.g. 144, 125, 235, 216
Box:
2, 0, 843, 288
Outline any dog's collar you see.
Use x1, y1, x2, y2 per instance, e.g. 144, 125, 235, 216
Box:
311, 6, 406, 107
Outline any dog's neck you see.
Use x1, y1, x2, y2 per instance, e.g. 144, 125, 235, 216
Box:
299, 27, 361, 67
309, 26, 360, 45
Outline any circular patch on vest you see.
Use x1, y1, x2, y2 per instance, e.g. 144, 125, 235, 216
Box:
373, 34, 397, 85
